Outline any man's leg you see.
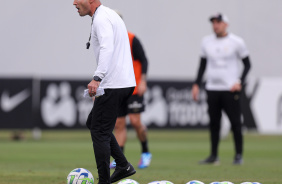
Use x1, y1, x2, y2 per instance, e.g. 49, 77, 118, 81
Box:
89, 89, 128, 184
110, 117, 127, 169
110, 96, 129, 169
222, 91, 243, 164
90, 130, 111, 184
129, 113, 152, 169
207, 91, 222, 157
110, 87, 136, 183
200, 91, 222, 164
127, 95, 148, 153
110, 132, 128, 167
129, 113, 148, 153
115, 117, 127, 151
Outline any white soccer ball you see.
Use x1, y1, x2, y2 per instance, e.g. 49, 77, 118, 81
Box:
186, 180, 205, 184
67, 168, 94, 184
210, 182, 222, 184
160, 181, 174, 184
221, 181, 234, 184
148, 181, 173, 184
118, 179, 139, 184
241, 182, 261, 184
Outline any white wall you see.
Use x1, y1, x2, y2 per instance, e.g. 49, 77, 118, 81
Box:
1, 0, 282, 80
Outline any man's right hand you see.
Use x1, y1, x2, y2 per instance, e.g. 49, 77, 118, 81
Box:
137, 79, 147, 96
192, 84, 200, 101
88, 80, 100, 97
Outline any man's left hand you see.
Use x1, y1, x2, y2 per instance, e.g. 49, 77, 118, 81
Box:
137, 80, 147, 96
88, 80, 100, 97
231, 82, 242, 92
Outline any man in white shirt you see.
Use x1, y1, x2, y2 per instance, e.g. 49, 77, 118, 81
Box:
73, 0, 136, 183
192, 13, 251, 165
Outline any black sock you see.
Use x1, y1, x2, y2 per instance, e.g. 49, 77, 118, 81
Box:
141, 140, 149, 153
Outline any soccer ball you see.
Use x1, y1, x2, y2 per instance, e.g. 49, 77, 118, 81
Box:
210, 182, 221, 184
221, 181, 234, 184
148, 181, 173, 184
241, 182, 261, 184
160, 181, 173, 184
118, 179, 139, 184
186, 180, 205, 184
67, 168, 94, 184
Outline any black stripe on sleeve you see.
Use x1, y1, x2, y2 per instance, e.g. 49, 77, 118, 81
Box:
194, 57, 207, 85
132, 36, 148, 74
240, 56, 251, 84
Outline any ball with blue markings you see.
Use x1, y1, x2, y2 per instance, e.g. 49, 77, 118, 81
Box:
118, 179, 139, 184
186, 180, 205, 184
210, 182, 222, 184
67, 168, 94, 184
148, 181, 173, 184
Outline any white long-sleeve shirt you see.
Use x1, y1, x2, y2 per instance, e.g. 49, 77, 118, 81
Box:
201, 33, 249, 91
91, 5, 136, 89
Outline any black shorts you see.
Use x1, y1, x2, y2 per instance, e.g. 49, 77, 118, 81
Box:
118, 95, 145, 117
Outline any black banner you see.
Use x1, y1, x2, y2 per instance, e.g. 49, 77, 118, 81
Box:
142, 81, 209, 129
0, 78, 33, 128
38, 79, 93, 129
0, 78, 256, 129
143, 81, 256, 129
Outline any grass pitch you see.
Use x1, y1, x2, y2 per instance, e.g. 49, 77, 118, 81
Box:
0, 130, 281, 184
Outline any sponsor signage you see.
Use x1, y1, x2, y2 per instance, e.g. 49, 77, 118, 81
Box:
142, 81, 209, 129
0, 77, 281, 134
0, 78, 33, 128
38, 80, 93, 129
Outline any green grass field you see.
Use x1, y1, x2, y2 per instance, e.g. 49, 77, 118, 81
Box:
0, 130, 281, 184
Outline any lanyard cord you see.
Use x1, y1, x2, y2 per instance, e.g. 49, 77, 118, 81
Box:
86, 5, 101, 49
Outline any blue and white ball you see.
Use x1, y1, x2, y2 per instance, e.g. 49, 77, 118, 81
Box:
118, 179, 139, 184
148, 181, 173, 184
67, 168, 94, 184
186, 180, 205, 184
210, 182, 221, 184
241, 182, 261, 184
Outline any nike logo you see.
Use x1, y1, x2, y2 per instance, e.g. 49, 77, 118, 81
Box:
1, 89, 31, 112
126, 166, 130, 171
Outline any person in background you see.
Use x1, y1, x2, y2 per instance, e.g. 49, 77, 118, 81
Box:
192, 13, 251, 165
110, 11, 152, 170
